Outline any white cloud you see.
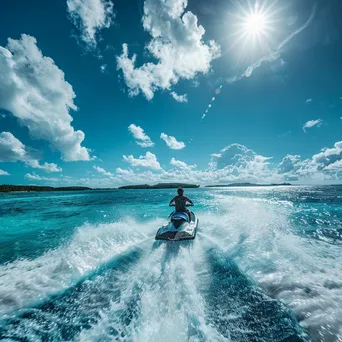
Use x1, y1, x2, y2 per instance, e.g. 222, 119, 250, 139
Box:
0, 169, 10, 176
277, 155, 302, 174
160, 133, 185, 150
311, 141, 342, 171
100, 64, 107, 73
67, 0, 114, 49
25, 173, 59, 182
116, 168, 135, 176
209, 144, 274, 182
0, 34, 90, 161
128, 124, 154, 147
170, 92, 188, 103
324, 160, 342, 171
117, 0, 220, 100
306, 98, 313, 103
211, 144, 271, 169
123, 151, 161, 170
0, 132, 62, 172
64, 141, 342, 187
170, 157, 196, 170
275, 142, 342, 180
303, 119, 323, 132
25, 160, 62, 173
93, 165, 113, 177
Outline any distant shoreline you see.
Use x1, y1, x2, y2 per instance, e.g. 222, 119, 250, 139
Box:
0, 183, 199, 193
2, 183, 341, 193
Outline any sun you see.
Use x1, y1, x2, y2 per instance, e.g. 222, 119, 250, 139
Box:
243, 11, 268, 38
232, 1, 276, 49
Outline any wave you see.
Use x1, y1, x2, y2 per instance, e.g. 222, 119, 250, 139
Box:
1, 189, 341, 341
203, 193, 342, 341
1, 236, 304, 342
0, 217, 161, 316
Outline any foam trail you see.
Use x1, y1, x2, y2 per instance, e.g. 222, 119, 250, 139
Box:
77, 241, 228, 342
208, 191, 342, 340
0, 217, 161, 316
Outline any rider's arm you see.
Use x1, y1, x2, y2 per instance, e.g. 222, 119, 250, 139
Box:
169, 197, 176, 205
185, 197, 193, 205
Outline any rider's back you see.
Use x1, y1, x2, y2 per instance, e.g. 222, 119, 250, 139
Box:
175, 195, 187, 212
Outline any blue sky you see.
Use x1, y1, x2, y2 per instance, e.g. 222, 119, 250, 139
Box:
0, 0, 341, 186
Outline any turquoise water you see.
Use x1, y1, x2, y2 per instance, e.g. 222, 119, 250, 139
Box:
0, 186, 342, 341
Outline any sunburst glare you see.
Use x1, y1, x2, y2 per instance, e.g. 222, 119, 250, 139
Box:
244, 11, 268, 38
233, 1, 279, 51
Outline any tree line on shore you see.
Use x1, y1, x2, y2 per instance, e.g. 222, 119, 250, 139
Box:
0, 183, 199, 192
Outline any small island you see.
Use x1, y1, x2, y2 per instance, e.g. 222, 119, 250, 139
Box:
205, 182, 292, 188
0, 183, 200, 193
118, 183, 200, 190
0, 185, 92, 193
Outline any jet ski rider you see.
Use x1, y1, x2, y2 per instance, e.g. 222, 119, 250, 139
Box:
169, 188, 194, 222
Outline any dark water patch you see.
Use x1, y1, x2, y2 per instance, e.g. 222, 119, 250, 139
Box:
41, 211, 81, 220
0, 248, 144, 341
0, 207, 25, 217
200, 249, 308, 342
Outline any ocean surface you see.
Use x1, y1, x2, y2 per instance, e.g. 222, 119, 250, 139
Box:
0, 186, 341, 342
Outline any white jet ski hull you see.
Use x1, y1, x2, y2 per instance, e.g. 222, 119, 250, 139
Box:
155, 212, 198, 241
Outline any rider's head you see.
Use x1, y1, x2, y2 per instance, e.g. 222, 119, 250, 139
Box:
177, 187, 184, 196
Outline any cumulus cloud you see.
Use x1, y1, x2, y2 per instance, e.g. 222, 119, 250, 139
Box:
93, 165, 113, 177
25, 173, 59, 182
117, 0, 220, 100
67, 0, 114, 49
116, 168, 135, 176
276, 142, 342, 180
123, 151, 161, 170
70, 141, 342, 187
303, 119, 323, 132
208, 144, 274, 182
325, 160, 342, 171
160, 133, 185, 149
170, 92, 188, 103
0, 34, 91, 161
25, 160, 62, 173
170, 157, 196, 170
277, 155, 302, 174
128, 124, 154, 147
0, 169, 10, 176
311, 141, 342, 171
0, 132, 62, 172
211, 144, 271, 170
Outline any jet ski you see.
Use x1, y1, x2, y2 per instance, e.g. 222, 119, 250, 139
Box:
155, 205, 199, 241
